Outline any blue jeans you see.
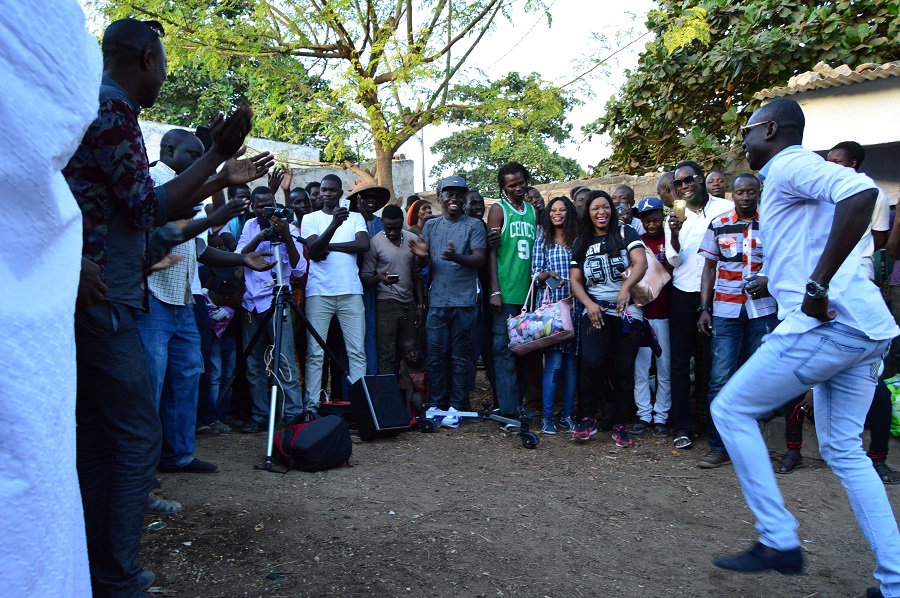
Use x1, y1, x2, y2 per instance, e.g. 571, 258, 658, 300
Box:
206, 334, 237, 423
134, 295, 203, 468
427, 306, 477, 410
243, 305, 306, 424
76, 301, 161, 596
492, 304, 524, 416
542, 350, 577, 419
706, 307, 777, 453
711, 322, 900, 594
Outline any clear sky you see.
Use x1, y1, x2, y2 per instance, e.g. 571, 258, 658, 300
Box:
398, 0, 656, 191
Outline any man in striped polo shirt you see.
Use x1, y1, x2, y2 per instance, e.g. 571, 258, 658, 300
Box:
695, 173, 778, 469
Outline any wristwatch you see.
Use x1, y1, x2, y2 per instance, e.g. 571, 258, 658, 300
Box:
805, 279, 828, 299
697, 305, 712, 313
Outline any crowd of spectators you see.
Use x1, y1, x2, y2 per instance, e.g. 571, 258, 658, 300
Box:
6, 11, 900, 597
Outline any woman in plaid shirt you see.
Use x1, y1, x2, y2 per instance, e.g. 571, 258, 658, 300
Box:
532, 197, 580, 434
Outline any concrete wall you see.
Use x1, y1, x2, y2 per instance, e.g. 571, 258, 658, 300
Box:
139, 120, 416, 203
140, 120, 320, 164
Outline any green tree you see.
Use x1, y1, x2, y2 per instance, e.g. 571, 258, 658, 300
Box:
429, 72, 583, 196
92, 0, 547, 198
143, 55, 350, 160
585, 0, 900, 174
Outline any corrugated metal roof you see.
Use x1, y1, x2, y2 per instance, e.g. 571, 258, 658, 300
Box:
754, 61, 900, 100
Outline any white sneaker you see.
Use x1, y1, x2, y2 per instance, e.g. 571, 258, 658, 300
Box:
440, 407, 461, 428
425, 407, 445, 424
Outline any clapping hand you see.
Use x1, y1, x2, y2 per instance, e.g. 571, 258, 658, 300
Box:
267, 165, 284, 194
407, 235, 429, 259
440, 240, 458, 262
222, 146, 275, 185
209, 106, 253, 159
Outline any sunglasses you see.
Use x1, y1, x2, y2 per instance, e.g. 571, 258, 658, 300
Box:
740, 120, 772, 139
672, 174, 699, 189
139, 19, 166, 55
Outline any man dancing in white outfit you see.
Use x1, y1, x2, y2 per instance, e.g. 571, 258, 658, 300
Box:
711, 98, 900, 598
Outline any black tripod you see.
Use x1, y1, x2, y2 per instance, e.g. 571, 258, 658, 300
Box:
217, 238, 351, 471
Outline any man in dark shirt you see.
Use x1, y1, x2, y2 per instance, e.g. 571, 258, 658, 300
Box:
62, 18, 261, 597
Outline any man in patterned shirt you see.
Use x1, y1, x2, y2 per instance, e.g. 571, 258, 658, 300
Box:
696, 173, 777, 469
63, 18, 261, 596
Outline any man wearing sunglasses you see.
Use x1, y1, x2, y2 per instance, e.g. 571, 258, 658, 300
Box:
63, 17, 264, 597
664, 161, 733, 450
710, 99, 900, 598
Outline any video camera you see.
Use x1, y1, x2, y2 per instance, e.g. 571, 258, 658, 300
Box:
263, 206, 294, 223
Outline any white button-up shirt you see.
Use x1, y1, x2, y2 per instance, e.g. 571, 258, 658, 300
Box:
665, 195, 733, 292
759, 145, 898, 340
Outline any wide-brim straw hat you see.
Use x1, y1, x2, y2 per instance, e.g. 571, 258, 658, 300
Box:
347, 181, 391, 213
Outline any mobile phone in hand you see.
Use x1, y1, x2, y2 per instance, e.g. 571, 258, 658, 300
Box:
546, 277, 561, 290
339, 199, 351, 211
386, 273, 400, 283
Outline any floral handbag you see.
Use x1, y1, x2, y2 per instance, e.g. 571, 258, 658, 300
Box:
506, 276, 575, 356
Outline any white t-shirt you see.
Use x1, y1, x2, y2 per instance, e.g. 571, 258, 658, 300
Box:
854, 188, 890, 281
758, 145, 899, 340
301, 210, 367, 297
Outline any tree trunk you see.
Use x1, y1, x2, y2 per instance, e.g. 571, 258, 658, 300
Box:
373, 139, 398, 204
341, 161, 376, 185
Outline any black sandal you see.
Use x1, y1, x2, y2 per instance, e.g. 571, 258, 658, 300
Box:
773, 450, 804, 474
873, 461, 900, 485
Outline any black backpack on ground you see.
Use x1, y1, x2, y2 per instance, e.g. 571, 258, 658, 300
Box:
273, 415, 352, 472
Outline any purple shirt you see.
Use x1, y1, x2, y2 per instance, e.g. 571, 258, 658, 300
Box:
236, 218, 307, 312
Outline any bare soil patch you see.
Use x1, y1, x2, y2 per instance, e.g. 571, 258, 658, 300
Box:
142, 409, 900, 597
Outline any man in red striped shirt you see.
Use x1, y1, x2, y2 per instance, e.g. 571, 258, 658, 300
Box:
696, 173, 778, 469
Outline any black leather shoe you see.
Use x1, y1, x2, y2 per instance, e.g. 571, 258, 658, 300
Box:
713, 542, 803, 575
867, 587, 884, 598
159, 458, 219, 474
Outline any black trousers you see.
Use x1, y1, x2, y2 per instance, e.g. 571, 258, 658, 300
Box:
668, 288, 711, 435
75, 301, 162, 596
578, 312, 643, 426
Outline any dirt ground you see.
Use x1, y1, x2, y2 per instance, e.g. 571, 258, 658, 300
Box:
143, 398, 900, 598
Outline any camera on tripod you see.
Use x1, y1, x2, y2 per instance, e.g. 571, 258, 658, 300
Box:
263, 206, 294, 223
262, 206, 294, 242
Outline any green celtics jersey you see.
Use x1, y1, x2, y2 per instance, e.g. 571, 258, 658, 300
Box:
497, 198, 536, 305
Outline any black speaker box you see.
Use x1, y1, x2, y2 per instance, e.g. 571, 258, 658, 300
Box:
348, 375, 411, 441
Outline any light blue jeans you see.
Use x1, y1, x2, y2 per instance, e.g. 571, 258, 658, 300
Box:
711, 322, 900, 595
305, 294, 367, 407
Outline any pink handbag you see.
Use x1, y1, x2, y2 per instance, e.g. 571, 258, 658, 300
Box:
621, 226, 671, 307
506, 277, 575, 356
626, 246, 671, 306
